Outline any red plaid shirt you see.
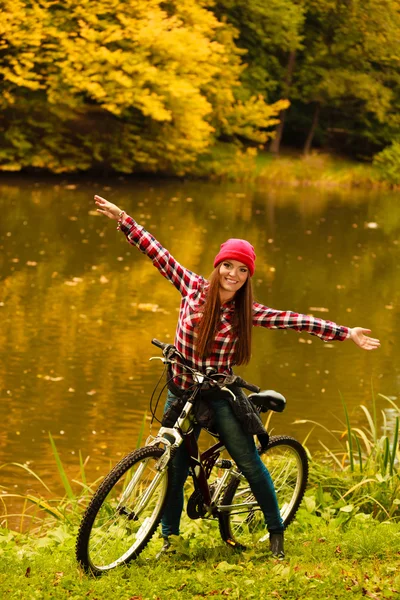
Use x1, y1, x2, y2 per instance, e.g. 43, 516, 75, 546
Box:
120, 216, 350, 390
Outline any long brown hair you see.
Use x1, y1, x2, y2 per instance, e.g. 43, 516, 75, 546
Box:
195, 267, 253, 364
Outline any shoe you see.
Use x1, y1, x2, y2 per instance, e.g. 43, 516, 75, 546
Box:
270, 533, 285, 558
155, 537, 176, 559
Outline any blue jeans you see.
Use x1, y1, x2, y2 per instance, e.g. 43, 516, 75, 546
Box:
161, 390, 284, 537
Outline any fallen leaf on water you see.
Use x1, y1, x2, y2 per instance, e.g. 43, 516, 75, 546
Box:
69, 216, 78, 221
365, 222, 379, 229
26, 261, 37, 266
43, 376, 64, 382
385, 305, 393, 310
87, 390, 97, 396
64, 184, 77, 190
88, 210, 100, 216
309, 306, 329, 312
100, 275, 109, 284
138, 303, 160, 312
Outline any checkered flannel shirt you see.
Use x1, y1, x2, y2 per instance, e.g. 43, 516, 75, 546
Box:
120, 216, 350, 390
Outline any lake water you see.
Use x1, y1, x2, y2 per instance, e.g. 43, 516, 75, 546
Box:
0, 176, 399, 500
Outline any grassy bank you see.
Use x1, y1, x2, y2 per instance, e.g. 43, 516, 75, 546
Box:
1, 516, 400, 599
254, 152, 397, 189
1, 393, 399, 598
191, 142, 399, 188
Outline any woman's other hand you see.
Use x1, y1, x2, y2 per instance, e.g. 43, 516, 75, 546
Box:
350, 327, 380, 350
94, 195, 123, 220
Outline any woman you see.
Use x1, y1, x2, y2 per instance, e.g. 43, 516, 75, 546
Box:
94, 194, 380, 558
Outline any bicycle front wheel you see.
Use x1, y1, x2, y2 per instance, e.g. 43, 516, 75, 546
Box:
218, 436, 308, 548
76, 446, 169, 575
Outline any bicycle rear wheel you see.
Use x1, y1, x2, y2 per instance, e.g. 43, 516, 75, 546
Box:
76, 446, 169, 575
218, 436, 308, 549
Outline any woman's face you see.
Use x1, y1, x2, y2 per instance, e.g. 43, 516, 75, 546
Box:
218, 259, 249, 301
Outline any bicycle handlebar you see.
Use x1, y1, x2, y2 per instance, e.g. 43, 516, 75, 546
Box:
151, 338, 168, 351
233, 376, 260, 394
151, 339, 260, 394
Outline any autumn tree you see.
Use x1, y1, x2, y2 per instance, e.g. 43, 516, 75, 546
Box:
0, 0, 287, 174
291, 0, 400, 155
213, 0, 305, 154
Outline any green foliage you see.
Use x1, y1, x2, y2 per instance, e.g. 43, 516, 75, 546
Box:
1, 519, 400, 599
0, 0, 284, 175
373, 141, 400, 185
298, 393, 400, 521
285, 0, 400, 154
213, 0, 305, 97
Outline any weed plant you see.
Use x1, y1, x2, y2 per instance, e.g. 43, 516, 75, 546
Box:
296, 393, 400, 523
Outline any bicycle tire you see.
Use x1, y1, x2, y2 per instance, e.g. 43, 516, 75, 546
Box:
218, 435, 308, 549
76, 446, 169, 575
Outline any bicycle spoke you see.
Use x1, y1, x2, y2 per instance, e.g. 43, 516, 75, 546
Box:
219, 437, 308, 548
77, 447, 169, 573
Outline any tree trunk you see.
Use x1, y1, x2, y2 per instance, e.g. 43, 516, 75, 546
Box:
303, 103, 320, 155
270, 50, 296, 155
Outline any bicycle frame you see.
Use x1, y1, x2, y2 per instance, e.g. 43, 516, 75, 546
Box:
146, 383, 241, 518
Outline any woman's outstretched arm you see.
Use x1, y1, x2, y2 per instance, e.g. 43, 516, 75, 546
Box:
252, 302, 380, 350
95, 195, 202, 296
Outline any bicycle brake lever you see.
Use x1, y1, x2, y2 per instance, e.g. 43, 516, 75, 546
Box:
149, 356, 177, 365
220, 386, 236, 401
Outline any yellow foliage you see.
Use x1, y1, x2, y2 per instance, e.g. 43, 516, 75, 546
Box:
0, 0, 285, 175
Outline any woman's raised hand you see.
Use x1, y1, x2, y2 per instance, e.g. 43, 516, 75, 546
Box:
94, 195, 123, 220
350, 327, 380, 350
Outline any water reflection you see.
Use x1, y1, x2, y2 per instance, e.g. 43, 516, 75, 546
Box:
0, 177, 398, 495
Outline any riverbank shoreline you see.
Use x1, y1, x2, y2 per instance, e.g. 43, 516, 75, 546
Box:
1, 150, 398, 190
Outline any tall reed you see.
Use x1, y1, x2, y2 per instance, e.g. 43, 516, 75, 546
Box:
296, 393, 400, 521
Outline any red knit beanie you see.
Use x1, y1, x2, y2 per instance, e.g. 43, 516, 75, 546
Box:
213, 238, 256, 276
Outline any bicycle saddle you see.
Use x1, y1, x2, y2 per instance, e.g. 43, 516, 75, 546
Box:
248, 390, 286, 413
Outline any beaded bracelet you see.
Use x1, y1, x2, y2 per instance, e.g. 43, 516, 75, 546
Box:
116, 210, 126, 230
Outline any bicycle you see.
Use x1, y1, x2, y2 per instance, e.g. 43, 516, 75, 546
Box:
76, 339, 308, 575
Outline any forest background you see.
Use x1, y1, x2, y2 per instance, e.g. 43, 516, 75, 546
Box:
1, 0, 400, 183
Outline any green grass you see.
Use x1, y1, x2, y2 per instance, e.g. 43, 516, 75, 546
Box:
1, 392, 400, 598
255, 151, 393, 189
1, 517, 400, 599
194, 143, 397, 187
297, 393, 400, 522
